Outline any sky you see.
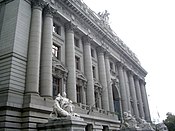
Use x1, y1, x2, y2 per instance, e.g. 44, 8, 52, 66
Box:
83, 0, 175, 123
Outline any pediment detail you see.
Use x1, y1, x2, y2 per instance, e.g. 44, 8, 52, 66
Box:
52, 56, 68, 73
93, 78, 102, 88
76, 70, 87, 82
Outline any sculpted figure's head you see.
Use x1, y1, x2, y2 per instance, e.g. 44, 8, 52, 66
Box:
62, 92, 67, 98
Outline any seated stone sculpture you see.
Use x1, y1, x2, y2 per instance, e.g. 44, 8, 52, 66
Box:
50, 92, 80, 118
138, 117, 154, 130
122, 111, 139, 129
156, 123, 168, 131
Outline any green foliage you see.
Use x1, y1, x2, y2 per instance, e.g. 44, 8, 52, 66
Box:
163, 112, 175, 131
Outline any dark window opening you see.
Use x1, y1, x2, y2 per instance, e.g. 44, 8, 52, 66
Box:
92, 66, 96, 78
75, 56, 80, 70
74, 37, 80, 48
53, 77, 61, 99
76, 85, 81, 103
91, 48, 95, 58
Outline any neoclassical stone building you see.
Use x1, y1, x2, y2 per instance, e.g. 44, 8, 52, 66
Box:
0, 0, 152, 130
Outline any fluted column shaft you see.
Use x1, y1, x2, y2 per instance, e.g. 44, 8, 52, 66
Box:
118, 63, 128, 113
128, 71, 139, 119
140, 81, 151, 122
123, 69, 131, 112
26, 2, 43, 94
40, 6, 53, 97
105, 54, 114, 112
97, 48, 109, 111
65, 22, 76, 102
83, 36, 95, 106
135, 77, 145, 118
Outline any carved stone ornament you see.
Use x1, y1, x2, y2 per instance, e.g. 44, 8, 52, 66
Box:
31, 0, 44, 9
50, 92, 80, 118
43, 4, 56, 16
122, 111, 139, 129
65, 22, 77, 32
82, 35, 92, 44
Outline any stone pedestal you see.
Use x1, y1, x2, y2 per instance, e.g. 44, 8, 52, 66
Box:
38, 116, 87, 131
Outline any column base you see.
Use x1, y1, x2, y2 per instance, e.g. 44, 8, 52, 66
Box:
38, 116, 87, 131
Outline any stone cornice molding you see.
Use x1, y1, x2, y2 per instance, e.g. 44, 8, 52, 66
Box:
65, 21, 77, 32
31, 0, 44, 10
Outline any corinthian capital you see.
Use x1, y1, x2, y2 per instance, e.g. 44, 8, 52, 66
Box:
43, 4, 56, 17
82, 35, 92, 45
31, 0, 44, 10
65, 22, 77, 32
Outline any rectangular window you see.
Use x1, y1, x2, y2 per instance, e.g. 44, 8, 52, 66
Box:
53, 77, 60, 98
53, 23, 61, 35
74, 37, 80, 48
94, 91, 99, 108
92, 66, 96, 78
75, 56, 80, 70
91, 48, 95, 58
76, 85, 81, 103
110, 62, 114, 71
52, 44, 61, 60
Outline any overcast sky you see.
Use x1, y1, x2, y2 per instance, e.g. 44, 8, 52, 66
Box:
83, 0, 175, 123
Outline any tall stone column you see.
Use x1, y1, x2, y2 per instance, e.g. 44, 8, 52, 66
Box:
25, 1, 43, 94
140, 81, 151, 122
134, 76, 145, 118
40, 5, 54, 98
123, 68, 131, 112
105, 53, 114, 112
118, 62, 128, 113
97, 47, 109, 111
128, 71, 139, 119
83, 35, 95, 106
65, 22, 77, 102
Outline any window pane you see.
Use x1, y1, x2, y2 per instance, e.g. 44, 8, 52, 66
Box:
52, 44, 60, 60
53, 77, 60, 98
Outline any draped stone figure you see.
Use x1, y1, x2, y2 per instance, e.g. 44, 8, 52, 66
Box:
50, 92, 80, 118
122, 111, 139, 129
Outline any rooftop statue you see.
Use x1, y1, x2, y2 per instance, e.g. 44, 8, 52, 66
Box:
98, 10, 110, 23
50, 92, 80, 118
